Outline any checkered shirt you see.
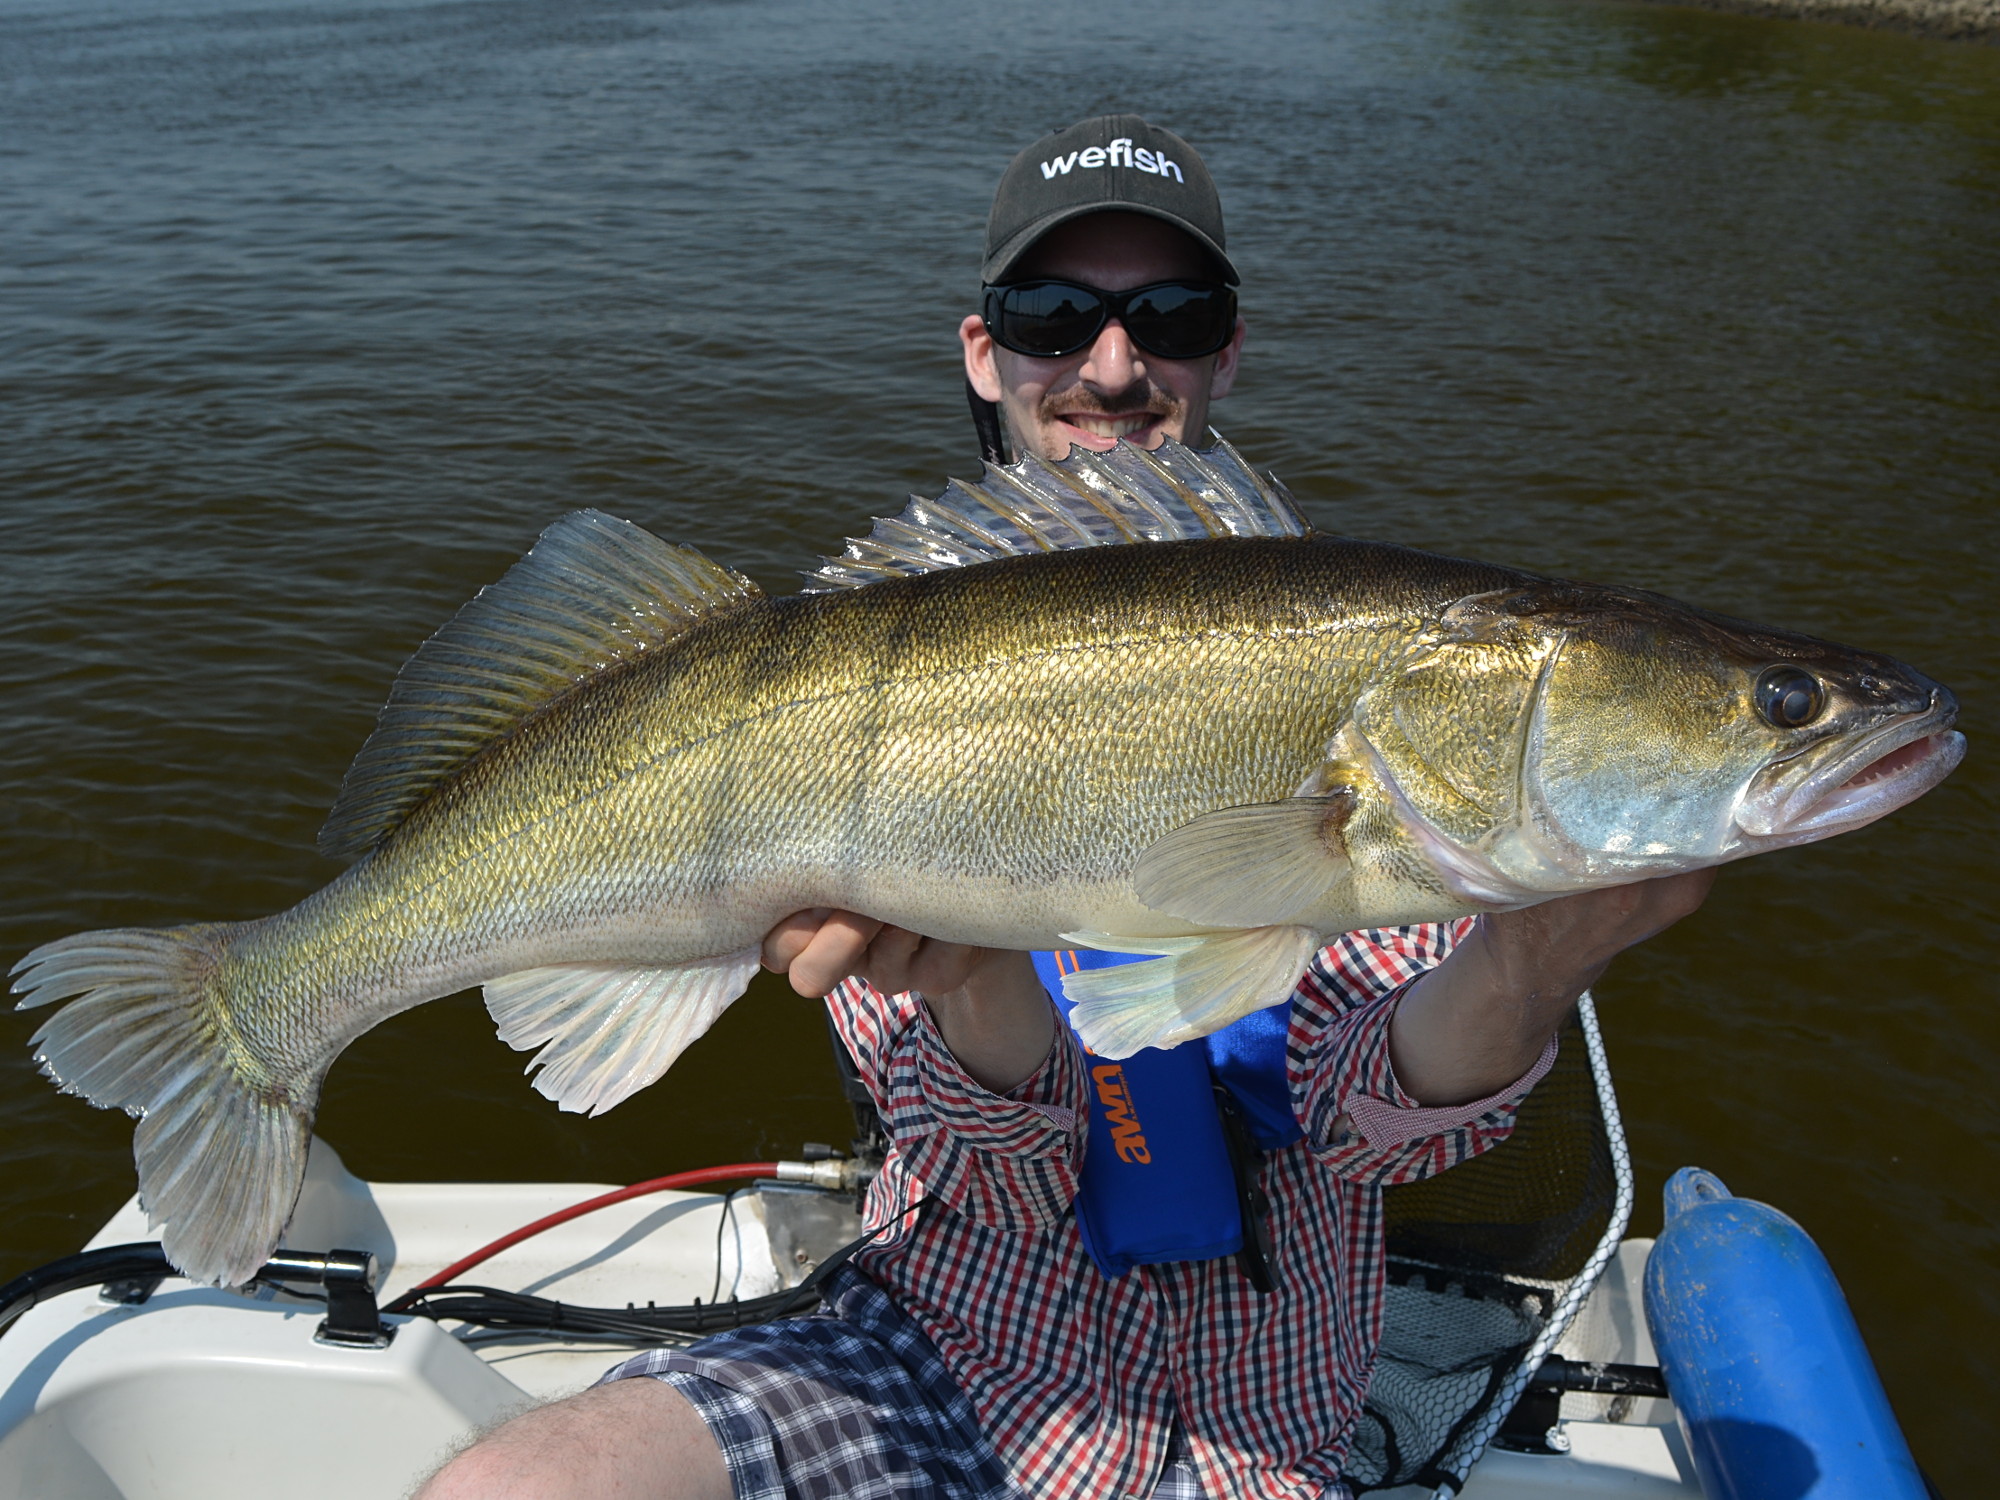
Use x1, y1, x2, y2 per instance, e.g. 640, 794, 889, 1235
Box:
829, 920, 1557, 1500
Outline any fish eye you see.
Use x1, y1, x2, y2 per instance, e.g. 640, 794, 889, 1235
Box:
1755, 666, 1825, 729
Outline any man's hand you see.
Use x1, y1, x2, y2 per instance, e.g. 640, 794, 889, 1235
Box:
763, 911, 1055, 1095
763, 909, 998, 1000
1389, 869, 1717, 1107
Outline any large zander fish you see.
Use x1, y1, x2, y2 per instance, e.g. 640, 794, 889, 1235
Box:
14, 439, 1964, 1285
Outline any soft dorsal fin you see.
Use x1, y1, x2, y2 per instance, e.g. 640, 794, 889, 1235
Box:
802, 433, 1310, 591
319, 510, 761, 860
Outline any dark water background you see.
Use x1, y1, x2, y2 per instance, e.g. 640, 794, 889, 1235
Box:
2, 0, 1995, 1484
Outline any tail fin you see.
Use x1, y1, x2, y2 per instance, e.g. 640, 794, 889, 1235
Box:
12, 924, 311, 1288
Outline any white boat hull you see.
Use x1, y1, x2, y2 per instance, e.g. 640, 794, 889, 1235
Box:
0, 1143, 1699, 1499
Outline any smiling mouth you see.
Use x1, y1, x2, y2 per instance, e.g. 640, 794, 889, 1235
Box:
1062, 414, 1156, 441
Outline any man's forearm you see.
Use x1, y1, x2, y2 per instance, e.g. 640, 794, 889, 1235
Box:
925, 950, 1057, 1095
1388, 916, 1596, 1107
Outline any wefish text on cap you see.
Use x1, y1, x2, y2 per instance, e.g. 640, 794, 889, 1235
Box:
1037, 137, 1185, 182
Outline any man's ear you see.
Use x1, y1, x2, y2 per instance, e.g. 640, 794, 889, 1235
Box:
961, 313, 1006, 403
1206, 316, 1248, 401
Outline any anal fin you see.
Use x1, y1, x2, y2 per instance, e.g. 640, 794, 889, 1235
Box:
485, 949, 760, 1117
1057, 926, 1321, 1059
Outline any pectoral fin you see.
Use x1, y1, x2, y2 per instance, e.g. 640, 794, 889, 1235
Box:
1132, 793, 1355, 927
484, 949, 760, 1117
1057, 925, 1322, 1059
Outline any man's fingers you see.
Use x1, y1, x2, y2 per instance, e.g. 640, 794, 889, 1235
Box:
787, 912, 886, 998
861, 925, 925, 996
1484, 867, 1720, 980
762, 909, 833, 973
760, 909, 1006, 1001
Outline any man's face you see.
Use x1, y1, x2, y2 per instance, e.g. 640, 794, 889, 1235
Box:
960, 211, 1246, 462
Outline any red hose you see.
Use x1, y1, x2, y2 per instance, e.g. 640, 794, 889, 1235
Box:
398, 1163, 781, 1299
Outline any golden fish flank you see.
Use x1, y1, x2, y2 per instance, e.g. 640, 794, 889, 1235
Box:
11, 438, 1964, 1287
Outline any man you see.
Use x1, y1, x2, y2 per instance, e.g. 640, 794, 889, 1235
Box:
421, 116, 1710, 1500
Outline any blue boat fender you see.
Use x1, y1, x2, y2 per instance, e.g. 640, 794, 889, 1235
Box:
1642, 1167, 1929, 1500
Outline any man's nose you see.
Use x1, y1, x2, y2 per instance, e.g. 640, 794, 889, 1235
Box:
1076, 319, 1145, 394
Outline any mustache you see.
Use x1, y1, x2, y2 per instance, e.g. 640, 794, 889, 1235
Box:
1038, 386, 1183, 425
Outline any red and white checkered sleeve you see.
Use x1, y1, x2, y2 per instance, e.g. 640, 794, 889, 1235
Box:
825, 977, 1088, 1232
1287, 920, 1557, 1186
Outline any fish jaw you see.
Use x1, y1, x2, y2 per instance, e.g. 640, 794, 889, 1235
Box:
1734, 693, 1964, 850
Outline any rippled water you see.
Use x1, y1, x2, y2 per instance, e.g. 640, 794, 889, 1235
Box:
2, 0, 1996, 1483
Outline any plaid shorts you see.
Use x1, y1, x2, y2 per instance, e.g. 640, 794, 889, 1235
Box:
600, 1267, 1206, 1500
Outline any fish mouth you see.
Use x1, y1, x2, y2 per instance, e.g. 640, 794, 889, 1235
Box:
1737, 695, 1964, 847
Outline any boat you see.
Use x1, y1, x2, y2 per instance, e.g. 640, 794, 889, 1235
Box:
0, 999, 1927, 1499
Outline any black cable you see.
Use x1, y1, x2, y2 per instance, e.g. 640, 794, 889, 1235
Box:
709, 1187, 742, 1308
0, 1195, 933, 1354
0, 1243, 352, 1334
400, 1282, 807, 1340
0, 1243, 175, 1333
400, 1197, 931, 1345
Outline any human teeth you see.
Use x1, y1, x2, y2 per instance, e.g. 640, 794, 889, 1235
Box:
1072, 416, 1148, 439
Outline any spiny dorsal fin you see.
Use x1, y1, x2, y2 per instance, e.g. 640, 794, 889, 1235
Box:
803, 433, 1310, 591
319, 510, 761, 860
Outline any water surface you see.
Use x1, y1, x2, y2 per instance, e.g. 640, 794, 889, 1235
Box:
2, 0, 1996, 1485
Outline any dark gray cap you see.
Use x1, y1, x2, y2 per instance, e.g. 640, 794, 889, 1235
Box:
983, 114, 1236, 286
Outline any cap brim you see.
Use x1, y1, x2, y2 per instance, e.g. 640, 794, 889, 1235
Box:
982, 204, 1240, 286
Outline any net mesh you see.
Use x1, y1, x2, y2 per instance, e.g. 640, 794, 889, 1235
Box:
1340, 995, 1633, 1495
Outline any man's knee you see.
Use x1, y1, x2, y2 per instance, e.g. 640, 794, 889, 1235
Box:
415, 1377, 730, 1500
418, 1438, 534, 1500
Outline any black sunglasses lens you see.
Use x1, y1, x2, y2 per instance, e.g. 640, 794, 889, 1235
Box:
993, 283, 1106, 357
991, 282, 1234, 360
1120, 284, 1233, 358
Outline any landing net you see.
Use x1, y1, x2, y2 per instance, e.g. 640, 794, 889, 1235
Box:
1340, 994, 1633, 1495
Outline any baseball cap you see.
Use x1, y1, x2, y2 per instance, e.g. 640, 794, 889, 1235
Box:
983, 114, 1237, 286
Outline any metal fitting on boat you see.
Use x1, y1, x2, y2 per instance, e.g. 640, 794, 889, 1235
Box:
257, 1248, 393, 1349
773, 1158, 865, 1192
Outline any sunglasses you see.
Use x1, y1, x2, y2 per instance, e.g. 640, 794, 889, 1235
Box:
981, 279, 1238, 361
